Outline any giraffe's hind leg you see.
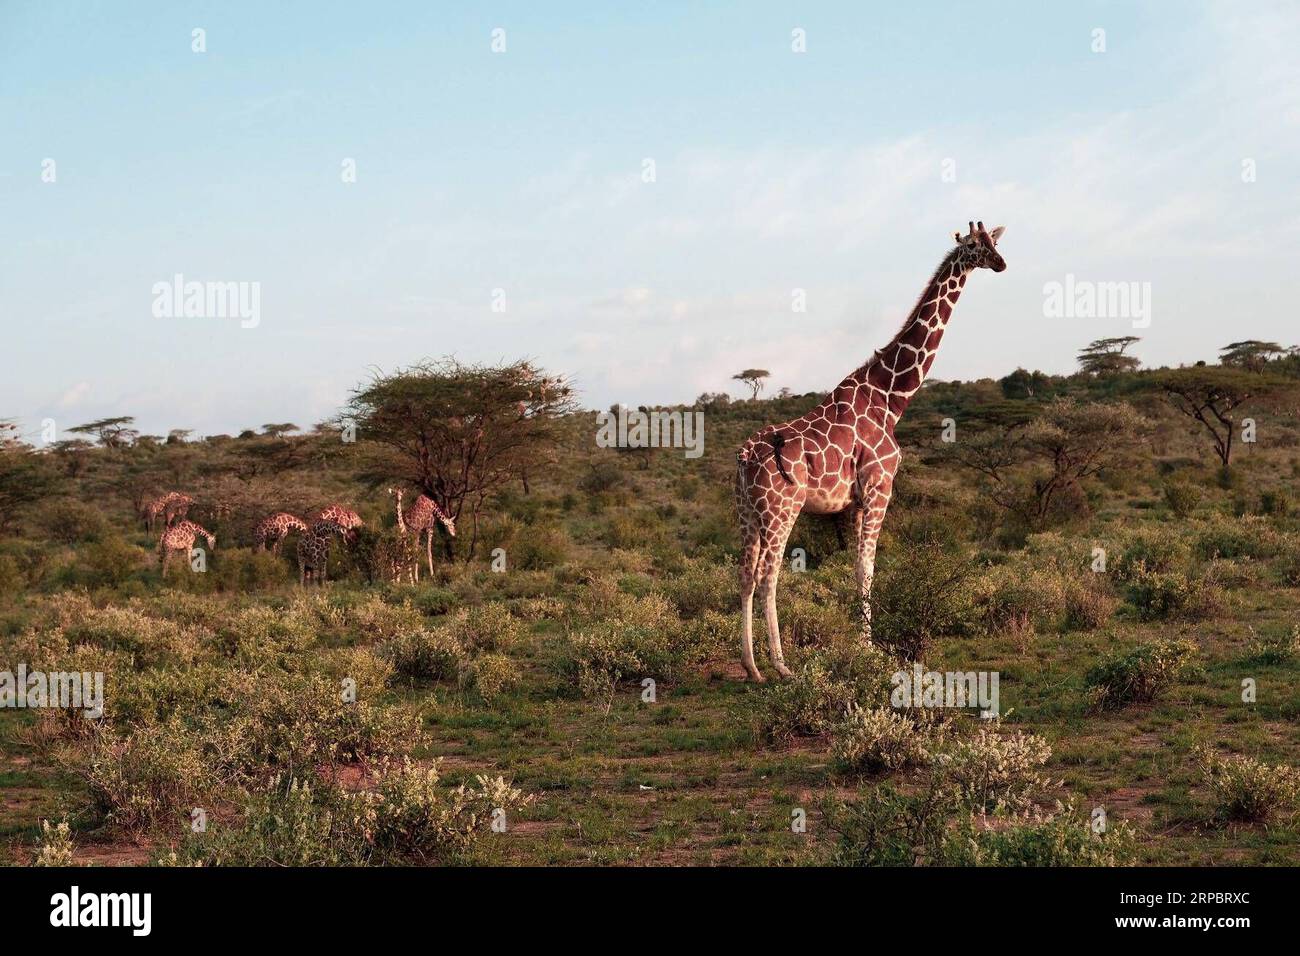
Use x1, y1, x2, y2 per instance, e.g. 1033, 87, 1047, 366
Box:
757, 517, 796, 679
738, 514, 763, 683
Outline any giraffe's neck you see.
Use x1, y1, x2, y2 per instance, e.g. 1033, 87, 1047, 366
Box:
394, 492, 408, 534
848, 250, 970, 422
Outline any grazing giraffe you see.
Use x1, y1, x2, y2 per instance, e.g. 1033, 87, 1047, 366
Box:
393, 488, 456, 580
297, 519, 353, 586
734, 222, 1007, 682
314, 504, 364, 531
158, 519, 217, 574
254, 512, 309, 554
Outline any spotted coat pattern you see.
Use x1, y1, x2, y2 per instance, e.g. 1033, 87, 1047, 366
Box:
734, 223, 1007, 682
254, 512, 309, 554
297, 519, 352, 586
158, 519, 216, 573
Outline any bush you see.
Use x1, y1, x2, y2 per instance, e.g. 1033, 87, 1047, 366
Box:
512, 525, 571, 570
1162, 482, 1201, 518
952, 805, 1137, 866
32, 819, 75, 866
1200, 750, 1300, 824
659, 559, 734, 617
1084, 639, 1199, 710
750, 659, 858, 743
37, 499, 110, 544
79, 536, 145, 588
461, 652, 518, 704
446, 603, 523, 654
931, 726, 1053, 813
1062, 577, 1119, 631
872, 537, 978, 660
831, 705, 944, 773
210, 548, 292, 592
379, 629, 465, 683
973, 564, 1066, 641
1246, 626, 1300, 665
1125, 566, 1224, 622
179, 762, 534, 866
85, 718, 213, 832
350, 595, 426, 643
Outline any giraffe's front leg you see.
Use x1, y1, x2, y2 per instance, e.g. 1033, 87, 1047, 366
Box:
854, 488, 890, 646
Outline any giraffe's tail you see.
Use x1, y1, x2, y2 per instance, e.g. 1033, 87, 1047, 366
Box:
768, 431, 794, 484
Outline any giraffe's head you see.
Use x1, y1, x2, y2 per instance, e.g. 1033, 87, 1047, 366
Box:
953, 221, 1006, 272
439, 511, 457, 537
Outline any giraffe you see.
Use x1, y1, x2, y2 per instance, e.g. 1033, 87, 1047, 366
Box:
158, 519, 217, 574
297, 519, 354, 586
253, 512, 309, 554
734, 222, 1007, 682
162, 492, 194, 527
390, 487, 456, 580
143, 491, 192, 532
313, 504, 364, 532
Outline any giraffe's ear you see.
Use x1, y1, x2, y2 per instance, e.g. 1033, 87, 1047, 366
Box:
988, 225, 1006, 245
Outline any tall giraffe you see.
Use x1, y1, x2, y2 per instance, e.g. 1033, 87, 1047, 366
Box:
158, 519, 217, 574
391, 488, 456, 580
734, 222, 1007, 682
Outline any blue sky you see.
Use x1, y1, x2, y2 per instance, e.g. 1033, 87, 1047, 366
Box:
3, 1, 1298, 438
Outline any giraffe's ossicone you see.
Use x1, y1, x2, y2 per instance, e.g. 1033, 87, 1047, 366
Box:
734, 222, 1007, 683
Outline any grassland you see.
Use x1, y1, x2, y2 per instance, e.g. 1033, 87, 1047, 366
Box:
2, 373, 1299, 866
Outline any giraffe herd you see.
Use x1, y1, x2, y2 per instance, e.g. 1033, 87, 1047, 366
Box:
143, 488, 455, 586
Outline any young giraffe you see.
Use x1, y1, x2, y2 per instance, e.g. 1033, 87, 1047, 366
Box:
381, 490, 418, 584
158, 519, 217, 574
394, 489, 456, 580
734, 222, 1007, 682
253, 512, 309, 554
297, 519, 353, 586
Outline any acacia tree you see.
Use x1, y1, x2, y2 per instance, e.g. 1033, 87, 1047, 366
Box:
1077, 337, 1141, 376
732, 369, 770, 400
69, 416, 138, 449
1219, 340, 1288, 371
0, 442, 62, 534
343, 359, 577, 559
1158, 366, 1285, 468
942, 398, 1145, 530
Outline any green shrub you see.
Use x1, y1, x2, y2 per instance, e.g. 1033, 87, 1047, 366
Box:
512, 526, 571, 570
1200, 750, 1300, 824
1084, 639, 1199, 710
952, 805, 1137, 866
872, 537, 978, 660
750, 659, 858, 743
1246, 626, 1300, 665
1125, 566, 1224, 621
1062, 577, 1118, 631
831, 705, 944, 773
446, 603, 523, 654
461, 652, 519, 704
37, 499, 110, 544
350, 595, 426, 643
84, 717, 213, 832
32, 820, 75, 867
931, 726, 1053, 813
79, 537, 145, 588
1162, 482, 1201, 518
379, 629, 465, 683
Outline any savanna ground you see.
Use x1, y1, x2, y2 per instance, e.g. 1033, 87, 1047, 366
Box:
2, 358, 1300, 866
